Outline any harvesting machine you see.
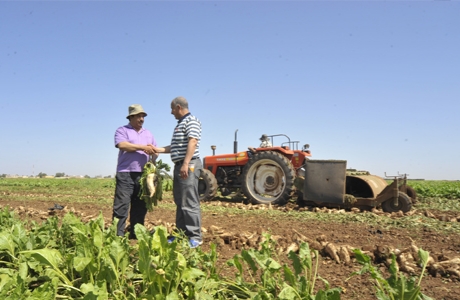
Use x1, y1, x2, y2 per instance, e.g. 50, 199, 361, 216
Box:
198, 130, 415, 213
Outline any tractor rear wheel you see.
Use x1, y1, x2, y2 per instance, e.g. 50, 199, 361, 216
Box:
399, 185, 417, 204
241, 151, 296, 205
382, 192, 412, 213
198, 169, 217, 201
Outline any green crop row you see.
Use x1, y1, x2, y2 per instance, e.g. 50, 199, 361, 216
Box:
0, 178, 115, 189
407, 180, 460, 199
0, 178, 173, 205
0, 208, 340, 299
1, 178, 460, 200
0, 208, 432, 300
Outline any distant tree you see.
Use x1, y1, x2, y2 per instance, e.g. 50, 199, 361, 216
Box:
55, 172, 65, 178
0, 174, 6, 178
38, 172, 47, 178
84, 175, 91, 178
104, 175, 112, 178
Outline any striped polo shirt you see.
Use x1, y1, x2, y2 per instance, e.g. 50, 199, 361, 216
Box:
170, 113, 201, 163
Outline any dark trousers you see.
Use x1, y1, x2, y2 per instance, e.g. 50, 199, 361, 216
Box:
113, 172, 147, 238
173, 159, 202, 241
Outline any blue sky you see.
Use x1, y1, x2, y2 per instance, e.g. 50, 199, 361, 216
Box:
1, 1, 459, 180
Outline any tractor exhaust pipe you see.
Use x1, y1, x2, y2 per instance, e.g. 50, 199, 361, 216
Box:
234, 129, 238, 154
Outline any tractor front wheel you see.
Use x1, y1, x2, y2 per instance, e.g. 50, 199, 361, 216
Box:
198, 169, 218, 201
382, 192, 412, 213
241, 151, 296, 205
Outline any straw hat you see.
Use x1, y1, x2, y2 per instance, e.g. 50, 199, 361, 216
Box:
126, 104, 147, 119
260, 134, 268, 141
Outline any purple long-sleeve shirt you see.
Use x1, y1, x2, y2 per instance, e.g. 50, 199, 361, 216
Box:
114, 124, 157, 172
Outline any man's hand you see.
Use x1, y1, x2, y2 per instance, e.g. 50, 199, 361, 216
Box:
151, 146, 161, 153
180, 163, 189, 179
118, 141, 157, 154
143, 144, 156, 155
151, 145, 171, 154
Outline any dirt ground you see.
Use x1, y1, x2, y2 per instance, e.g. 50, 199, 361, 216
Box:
2, 198, 460, 300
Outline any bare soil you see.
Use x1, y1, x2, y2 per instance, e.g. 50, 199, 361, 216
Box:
2, 198, 460, 300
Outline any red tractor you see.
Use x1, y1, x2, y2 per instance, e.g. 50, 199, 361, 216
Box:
198, 130, 311, 205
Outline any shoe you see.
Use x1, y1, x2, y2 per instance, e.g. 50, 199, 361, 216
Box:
167, 236, 176, 243
48, 203, 64, 211
189, 239, 203, 249
54, 204, 65, 210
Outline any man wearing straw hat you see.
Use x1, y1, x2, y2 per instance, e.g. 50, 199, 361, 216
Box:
113, 104, 157, 239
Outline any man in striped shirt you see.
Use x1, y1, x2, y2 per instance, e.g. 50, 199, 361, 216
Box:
153, 96, 203, 248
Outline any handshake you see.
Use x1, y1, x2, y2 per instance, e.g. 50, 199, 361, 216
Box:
143, 144, 160, 155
